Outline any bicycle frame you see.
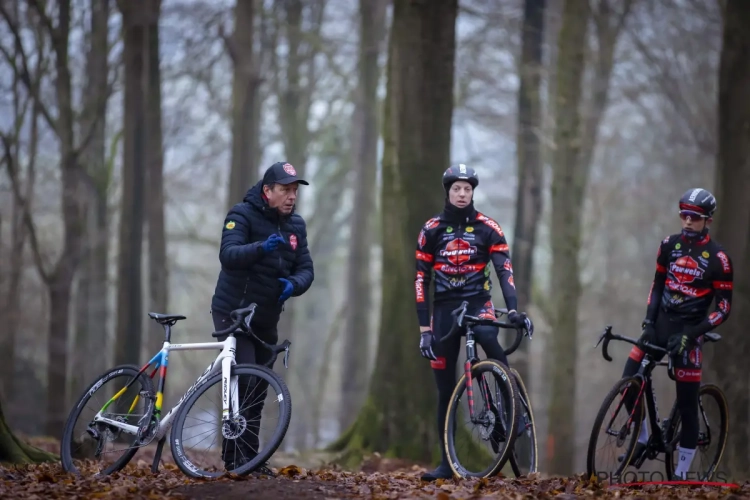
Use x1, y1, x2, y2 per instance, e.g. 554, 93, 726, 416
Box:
90, 330, 240, 443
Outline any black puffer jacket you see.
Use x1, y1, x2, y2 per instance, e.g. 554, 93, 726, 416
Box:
210, 180, 314, 329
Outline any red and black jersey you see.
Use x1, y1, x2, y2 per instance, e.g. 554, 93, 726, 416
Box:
414, 211, 518, 327
646, 232, 733, 334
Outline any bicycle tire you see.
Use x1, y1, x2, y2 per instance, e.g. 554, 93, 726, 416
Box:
508, 367, 537, 477
61, 365, 155, 476
664, 383, 729, 481
170, 363, 292, 479
444, 359, 520, 479
586, 376, 645, 480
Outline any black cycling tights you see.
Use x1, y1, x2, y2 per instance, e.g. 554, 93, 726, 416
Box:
621, 312, 701, 449
430, 298, 510, 467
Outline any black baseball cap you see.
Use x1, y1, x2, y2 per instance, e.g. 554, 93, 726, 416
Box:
262, 161, 309, 186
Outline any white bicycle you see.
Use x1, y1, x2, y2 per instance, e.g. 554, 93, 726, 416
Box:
60, 303, 292, 478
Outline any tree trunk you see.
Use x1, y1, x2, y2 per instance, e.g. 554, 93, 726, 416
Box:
226, 0, 262, 208
114, 1, 150, 366
338, 0, 388, 433
705, 0, 750, 477
72, 0, 110, 405
144, 0, 168, 356
544, 0, 590, 476
0, 398, 58, 464
510, 0, 546, 387
329, 0, 458, 465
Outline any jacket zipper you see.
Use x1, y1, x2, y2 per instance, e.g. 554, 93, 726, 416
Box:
278, 222, 285, 311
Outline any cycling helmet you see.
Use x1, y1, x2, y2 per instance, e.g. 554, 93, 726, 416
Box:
678, 188, 716, 218
442, 164, 479, 193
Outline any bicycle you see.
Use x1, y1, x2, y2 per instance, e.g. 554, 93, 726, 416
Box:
60, 303, 293, 479
441, 300, 537, 479
586, 326, 728, 482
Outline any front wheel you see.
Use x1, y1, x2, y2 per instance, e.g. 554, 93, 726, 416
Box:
664, 384, 728, 481
444, 359, 520, 478
586, 376, 645, 481
170, 363, 292, 479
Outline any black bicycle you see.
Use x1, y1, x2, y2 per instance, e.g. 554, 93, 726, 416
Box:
441, 300, 537, 479
586, 326, 728, 482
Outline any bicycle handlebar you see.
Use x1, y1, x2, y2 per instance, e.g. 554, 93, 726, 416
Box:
211, 303, 292, 368
439, 300, 531, 356
594, 325, 674, 380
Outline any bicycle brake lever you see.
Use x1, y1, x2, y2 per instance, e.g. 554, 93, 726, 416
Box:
283, 346, 290, 369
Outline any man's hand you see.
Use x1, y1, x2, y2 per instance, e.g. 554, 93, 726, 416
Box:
278, 278, 293, 303
262, 234, 285, 253
420, 330, 437, 361
637, 319, 656, 349
508, 310, 534, 338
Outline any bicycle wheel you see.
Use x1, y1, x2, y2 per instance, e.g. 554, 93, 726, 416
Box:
664, 384, 728, 481
61, 365, 155, 476
170, 363, 292, 479
586, 376, 645, 481
444, 359, 520, 478
507, 367, 537, 477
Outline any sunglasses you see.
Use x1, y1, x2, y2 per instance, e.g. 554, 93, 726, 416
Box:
679, 210, 708, 221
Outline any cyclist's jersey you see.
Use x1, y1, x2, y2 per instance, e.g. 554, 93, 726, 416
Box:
414, 211, 518, 327
646, 232, 733, 335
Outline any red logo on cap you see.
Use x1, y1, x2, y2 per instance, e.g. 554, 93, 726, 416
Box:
290, 234, 298, 250
283, 163, 296, 176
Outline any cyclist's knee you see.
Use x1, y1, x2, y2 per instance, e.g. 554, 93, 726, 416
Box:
621, 358, 640, 378
473, 326, 508, 365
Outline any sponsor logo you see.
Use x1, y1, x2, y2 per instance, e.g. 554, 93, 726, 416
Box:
689, 347, 702, 367
290, 234, 298, 250
449, 276, 466, 288
503, 259, 513, 273
669, 256, 704, 284
434, 263, 484, 275
424, 218, 440, 230
666, 280, 704, 297
418, 230, 426, 249
415, 271, 425, 302
717, 251, 731, 273
446, 226, 454, 233
702, 251, 710, 258
430, 357, 446, 370
440, 239, 477, 265
225, 221, 236, 230
688, 188, 700, 202
719, 298, 730, 314
465, 226, 474, 233
478, 215, 504, 237
709, 311, 722, 325
283, 163, 296, 176
508, 275, 515, 288
483, 280, 490, 291
675, 243, 681, 250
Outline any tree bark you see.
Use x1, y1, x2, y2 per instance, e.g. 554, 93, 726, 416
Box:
545, 0, 590, 476
705, 0, 750, 477
72, 0, 111, 405
0, 398, 58, 464
329, 0, 458, 464
144, 0, 168, 357
510, 0, 546, 386
338, 0, 388, 433
114, 1, 151, 366
226, 0, 262, 208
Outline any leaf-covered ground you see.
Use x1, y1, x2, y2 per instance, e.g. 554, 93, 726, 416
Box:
3, 437, 749, 499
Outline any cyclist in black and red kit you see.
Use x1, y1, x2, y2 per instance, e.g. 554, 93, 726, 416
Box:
619, 188, 733, 480
414, 164, 534, 481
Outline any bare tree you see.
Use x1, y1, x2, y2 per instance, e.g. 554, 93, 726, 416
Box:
705, 0, 750, 478
338, 0, 388, 431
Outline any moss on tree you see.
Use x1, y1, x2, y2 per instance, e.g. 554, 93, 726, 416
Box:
0, 400, 58, 465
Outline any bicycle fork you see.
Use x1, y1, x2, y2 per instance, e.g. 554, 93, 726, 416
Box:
221, 352, 240, 422
464, 332, 494, 422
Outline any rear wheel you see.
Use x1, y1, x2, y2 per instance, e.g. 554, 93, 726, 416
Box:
664, 384, 728, 481
586, 376, 645, 481
444, 360, 520, 478
507, 367, 537, 477
61, 365, 155, 476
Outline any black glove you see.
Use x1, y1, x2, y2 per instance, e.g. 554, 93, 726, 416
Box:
508, 310, 534, 338
419, 330, 437, 361
637, 319, 656, 349
667, 334, 691, 357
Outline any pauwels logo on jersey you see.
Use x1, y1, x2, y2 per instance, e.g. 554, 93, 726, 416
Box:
669, 256, 705, 284
440, 239, 477, 266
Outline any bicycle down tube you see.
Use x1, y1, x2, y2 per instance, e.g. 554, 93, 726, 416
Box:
91, 337, 240, 440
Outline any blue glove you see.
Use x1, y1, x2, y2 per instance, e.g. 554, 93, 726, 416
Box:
278, 278, 293, 303
262, 233, 285, 253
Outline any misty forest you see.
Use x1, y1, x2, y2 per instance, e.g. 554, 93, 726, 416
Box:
1, 0, 749, 498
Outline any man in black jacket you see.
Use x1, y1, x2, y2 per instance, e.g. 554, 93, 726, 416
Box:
211, 161, 314, 474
